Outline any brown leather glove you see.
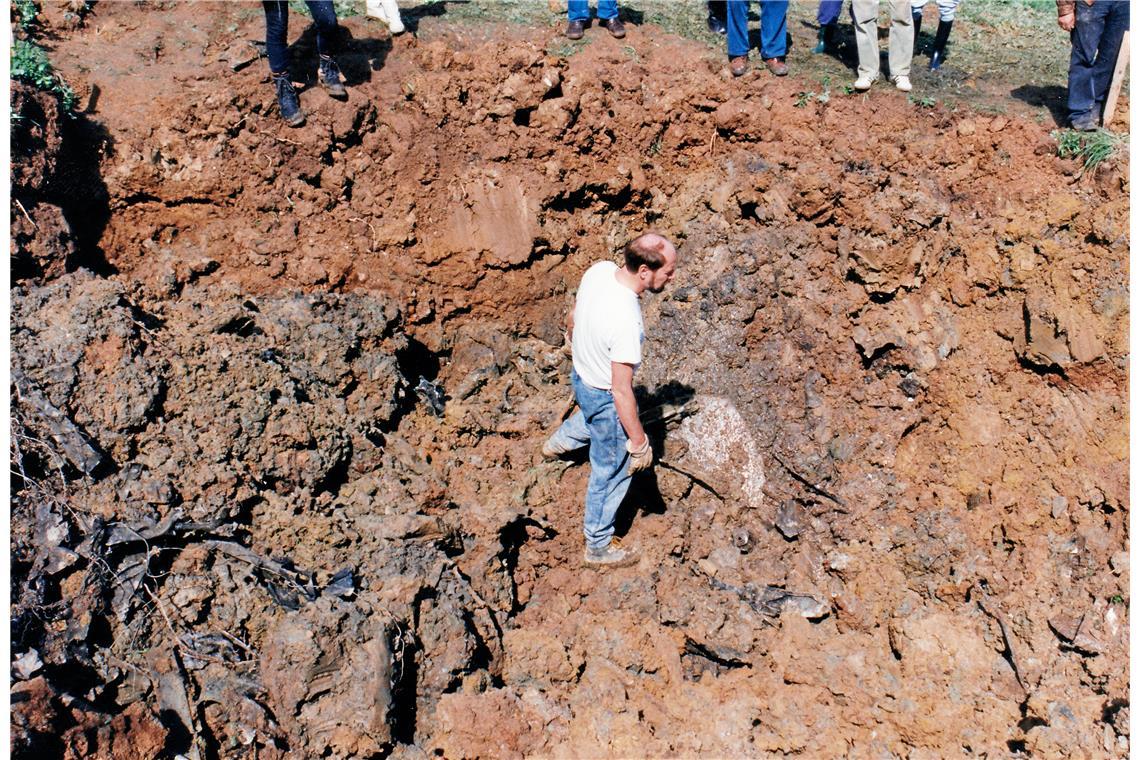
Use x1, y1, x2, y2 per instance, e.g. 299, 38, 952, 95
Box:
627, 436, 653, 475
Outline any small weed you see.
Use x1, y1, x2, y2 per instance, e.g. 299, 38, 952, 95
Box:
648, 136, 663, 155
13, 0, 37, 30
1110, 594, 1124, 604
909, 94, 937, 109
796, 76, 833, 107
11, 38, 77, 112
1052, 128, 1127, 174
622, 45, 640, 62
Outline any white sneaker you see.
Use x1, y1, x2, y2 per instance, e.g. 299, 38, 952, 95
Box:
366, 0, 405, 34
893, 75, 912, 92
853, 73, 878, 91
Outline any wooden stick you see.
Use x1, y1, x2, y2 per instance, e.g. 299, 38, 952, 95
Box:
1103, 30, 1130, 127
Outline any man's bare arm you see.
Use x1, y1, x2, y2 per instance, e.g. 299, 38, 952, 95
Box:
610, 361, 646, 448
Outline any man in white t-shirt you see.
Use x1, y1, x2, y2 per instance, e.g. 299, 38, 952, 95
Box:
542, 233, 678, 568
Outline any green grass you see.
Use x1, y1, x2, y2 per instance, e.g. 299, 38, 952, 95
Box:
11, 38, 77, 112
1052, 128, 1128, 175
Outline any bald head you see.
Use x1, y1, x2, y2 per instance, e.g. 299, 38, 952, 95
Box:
622, 233, 677, 294
623, 233, 676, 273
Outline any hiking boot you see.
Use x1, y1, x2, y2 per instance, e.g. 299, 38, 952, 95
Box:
365, 0, 405, 34
730, 55, 748, 77
272, 72, 305, 127
541, 436, 570, 460
318, 55, 347, 99
765, 57, 788, 76
853, 72, 878, 91
565, 19, 585, 39
599, 16, 626, 38
892, 74, 912, 92
583, 537, 638, 569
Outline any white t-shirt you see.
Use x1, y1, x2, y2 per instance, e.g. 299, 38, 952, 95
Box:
571, 261, 644, 390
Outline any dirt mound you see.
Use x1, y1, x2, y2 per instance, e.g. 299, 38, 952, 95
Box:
11, 3, 1128, 758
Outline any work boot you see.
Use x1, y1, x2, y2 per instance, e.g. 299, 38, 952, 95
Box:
929, 19, 953, 70
565, 18, 585, 39
272, 72, 305, 127
599, 16, 625, 38
541, 435, 571, 460
812, 23, 834, 54
365, 0, 405, 34
318, 54, 347, 99
730, 55, 748, 77
765, 57, 788, 76
583, 537, 638, 569
1070, 113, 1099, 131
912, 9, 922, 54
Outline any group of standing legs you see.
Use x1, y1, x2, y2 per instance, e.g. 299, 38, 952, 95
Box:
261, 0, 404, 128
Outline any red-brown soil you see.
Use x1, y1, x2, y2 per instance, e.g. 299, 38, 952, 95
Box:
10, 2, 1128, 758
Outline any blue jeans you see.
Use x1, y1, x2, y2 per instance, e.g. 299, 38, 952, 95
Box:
727, 0, 789, 59
568, 0, 619, 21
1067, 0, 1130, 123
548, 370, 632, 551
818, 0, 843, 26
263, 0, 339, 75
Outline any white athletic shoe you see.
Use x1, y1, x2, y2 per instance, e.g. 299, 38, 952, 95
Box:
853, 73, 879, 91
893, 75, 912, 92
366, 0, 405, 34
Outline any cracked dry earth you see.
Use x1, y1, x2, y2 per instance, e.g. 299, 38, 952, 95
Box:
9, 2, 1129, 758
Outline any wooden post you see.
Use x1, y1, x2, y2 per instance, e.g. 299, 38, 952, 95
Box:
1103, 30, 1130, 127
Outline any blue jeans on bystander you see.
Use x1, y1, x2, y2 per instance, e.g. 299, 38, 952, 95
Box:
568, 0, 619, 22
727, 0, 789, 60
546, 370, 632, 551
1067, 0, 1130, 125
263, 0, 339, 75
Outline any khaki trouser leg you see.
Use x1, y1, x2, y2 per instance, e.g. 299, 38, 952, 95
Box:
852, 0, 882, 79
888, 0, 915, 77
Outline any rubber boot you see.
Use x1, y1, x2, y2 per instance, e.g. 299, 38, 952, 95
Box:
912, 9, 922, 54
707, 0, 726, 34
812, 23, 834, 54
272, 72, 305, 127
929, 19, 952, 70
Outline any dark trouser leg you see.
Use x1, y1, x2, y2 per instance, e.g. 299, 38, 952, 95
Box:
263, 0, 290, 74
1068, 0, 1110, 122
305, 0, 340, 59
1090, 0, 1130, 117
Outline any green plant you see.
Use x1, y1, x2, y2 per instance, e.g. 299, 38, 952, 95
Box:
1052, 128, 1128, 175
909, 94, 937, 109
11, 38, 77, 112
1110, 594, 1124, 604
13, 0, 37, 29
